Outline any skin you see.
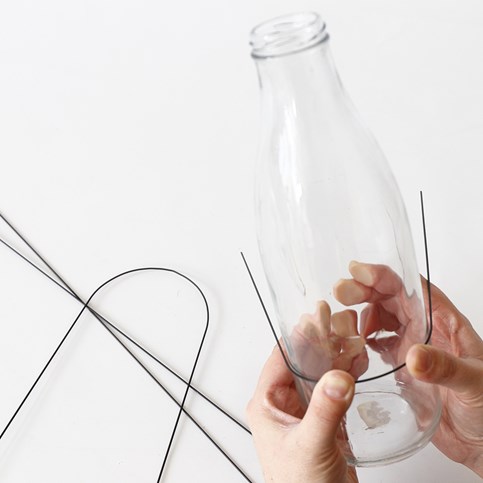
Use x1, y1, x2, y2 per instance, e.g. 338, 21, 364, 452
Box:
407, 285, 483, 475
246, 354, 358, 483
246, 264, 483, 482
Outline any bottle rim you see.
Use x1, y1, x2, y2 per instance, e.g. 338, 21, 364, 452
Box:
250, 12, 329, 59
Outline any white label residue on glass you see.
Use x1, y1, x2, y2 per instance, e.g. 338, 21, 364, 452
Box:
357, 401, 391, 429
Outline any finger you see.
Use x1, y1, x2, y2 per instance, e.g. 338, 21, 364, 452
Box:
246, 344, 299, 428
333, 277, 400, 306
298, 314, 321, 341
406, 344, 483, 400
349, 261, 403, 295
420, 276, 483, 358
314, 300, 331, 337
348, 350, 369, 380
331, 310, 358, 337
333, 279, 374, 305
360, 303, 401, 337
297, 302, 332, 341
333, 337, 366, 373
297, 370, 355, 450
254, 343, 294, 396
340, 336, 365, 357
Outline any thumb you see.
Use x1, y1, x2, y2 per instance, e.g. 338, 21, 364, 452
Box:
298, 370, 355, 451
407, 344, 483, 400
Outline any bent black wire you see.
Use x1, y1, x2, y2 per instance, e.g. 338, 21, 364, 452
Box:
0, 214, 252, 482
0, 209, 253, 435
0, 258, 252, 483
242, 191, 434, 385
0, 234, 249, 435
0, 267, 208, 480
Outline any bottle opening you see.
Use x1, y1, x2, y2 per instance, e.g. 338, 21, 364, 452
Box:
250, 12, 328, 59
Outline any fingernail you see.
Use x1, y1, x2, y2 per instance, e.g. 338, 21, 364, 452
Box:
322, 373, 351, 400
349, 261, 374, 286
334, 280, 367, 305
349, 260, 361, 273
415, 346, 433, 373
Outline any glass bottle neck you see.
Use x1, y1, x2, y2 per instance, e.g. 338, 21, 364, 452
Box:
254, 41, 345, 108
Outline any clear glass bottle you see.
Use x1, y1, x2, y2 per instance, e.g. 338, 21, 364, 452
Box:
250, 12, 441, 466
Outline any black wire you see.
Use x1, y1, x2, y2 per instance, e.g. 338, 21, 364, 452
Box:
0, 194, 435, 480
241, 192, 434, 385
240, 252, 315, 383
0, 235, 249, 434
0, 268, 205, 478
0, 213, 253, 482
420, 191, 434, 345
99, 315, 251, 482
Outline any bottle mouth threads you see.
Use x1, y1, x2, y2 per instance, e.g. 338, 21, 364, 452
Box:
250, 12, 328, 59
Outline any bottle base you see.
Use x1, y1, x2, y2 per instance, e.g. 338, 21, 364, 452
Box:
342, 385, 441, 467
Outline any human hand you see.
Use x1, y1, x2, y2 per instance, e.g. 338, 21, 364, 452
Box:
290, 301, 368, 381
246, 346, 358, 483
333, 261, 483, 476
406, 281, 483, 477
333, 261, 427, 371
281, 261, 422, 386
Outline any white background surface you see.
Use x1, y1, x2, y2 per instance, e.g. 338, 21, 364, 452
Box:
0, 0, 482, 482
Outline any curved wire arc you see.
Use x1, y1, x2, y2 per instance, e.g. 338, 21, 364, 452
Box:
0, 234, 249, 434
242, 191, 434, 385
0, 213, 253, 482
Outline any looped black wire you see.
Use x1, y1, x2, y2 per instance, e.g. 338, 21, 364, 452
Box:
0, 228, 250, 432
0, 212, 252, 483
0, 212, 254, 482
0, 267, 209, 481
242, 191, 434, 385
